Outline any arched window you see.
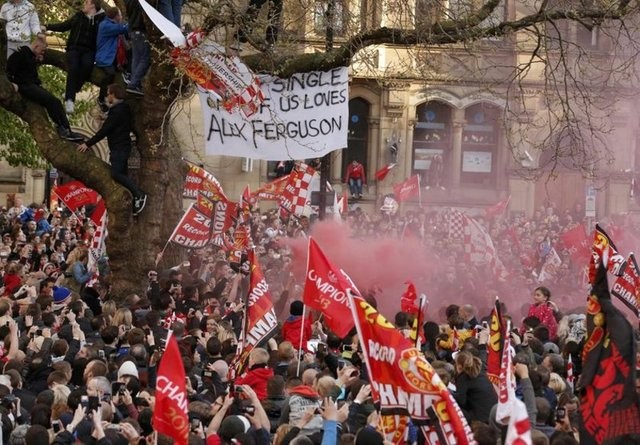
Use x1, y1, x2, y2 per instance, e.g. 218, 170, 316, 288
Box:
461, 103, 500, 185
342, 98, 370, 177
413, 101, 452, 181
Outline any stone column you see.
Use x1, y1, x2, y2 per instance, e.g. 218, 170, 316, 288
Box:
451, 108, 466, 188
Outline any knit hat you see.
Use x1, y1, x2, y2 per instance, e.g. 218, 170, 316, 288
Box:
52, 287, 71, 311
118, 361, 139, 379
218, 415, 251, 441
211, 359, 229, 382
290, 300, 304, 316
355, 426, 384, 445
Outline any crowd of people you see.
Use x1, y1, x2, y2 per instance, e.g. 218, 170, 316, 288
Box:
0, 194, 638, 445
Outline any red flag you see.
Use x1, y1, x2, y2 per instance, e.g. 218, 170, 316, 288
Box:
400, 281, 418, 314
484, 195, 511, 219
168, 204, 211, 249
52, 180, 100, 212
154, 334, 189, 445
252, 175, 290, 201
611, 253, 640, 319
375, 163, 396, 181
302, 238, 357, 337
349, 294, 476, 445
393, 174, 421, 202
486, 298, 504, 386
183, 162, 228, 201
560, 224, 590, 263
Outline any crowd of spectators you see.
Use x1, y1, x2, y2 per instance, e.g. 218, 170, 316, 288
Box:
0, 194, 638, 445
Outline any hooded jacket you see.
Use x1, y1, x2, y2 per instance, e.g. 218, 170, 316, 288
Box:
47, 10, 105, 51
287, 385, 323, 433
281, 314, 312, 347
234, 364, 273, 400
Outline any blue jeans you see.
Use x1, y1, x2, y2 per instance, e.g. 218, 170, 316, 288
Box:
158, 0, 182, 28
129, 31, 150, 89
349, 178, 363, 196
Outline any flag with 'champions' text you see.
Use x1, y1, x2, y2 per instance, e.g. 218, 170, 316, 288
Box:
349, 294, 476, 445
154, 334, 188, 445
303, 238, 357, 338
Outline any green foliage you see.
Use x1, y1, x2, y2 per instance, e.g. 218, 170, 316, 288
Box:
0, 61, 70, 168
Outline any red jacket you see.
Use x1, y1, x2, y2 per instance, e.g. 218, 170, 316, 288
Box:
527, 302, 558, 340
281, 315, 312, 349
345, 162, 366, 184
235, 365, 274, 400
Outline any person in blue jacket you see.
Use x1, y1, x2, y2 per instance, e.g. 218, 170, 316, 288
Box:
95, 6, 127, 111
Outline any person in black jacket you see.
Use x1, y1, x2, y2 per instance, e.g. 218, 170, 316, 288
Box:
6, 38, 83, 141
123, 0, 149, 96
44, 0, 105, 114
77, 84, 147, 215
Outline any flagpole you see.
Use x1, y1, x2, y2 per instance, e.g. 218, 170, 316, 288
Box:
414, 294, 425, 349
296, 237, 313, 377
417, 175, 422, 208
346, 289, 391, 439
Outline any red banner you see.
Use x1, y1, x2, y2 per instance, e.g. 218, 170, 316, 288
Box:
560, 224, 590, 263
183, 163, 228, 201
393, 174, 421, 202
252, 175, 290, 201
154, 334, 188, 445
611, 254, 640, 318
350, 295, 476, 445
303, 238, 357, 338
52, 180, 100, 212
169, 204, 211, 249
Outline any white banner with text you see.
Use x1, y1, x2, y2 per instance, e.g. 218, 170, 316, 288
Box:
200, 67, 349, 160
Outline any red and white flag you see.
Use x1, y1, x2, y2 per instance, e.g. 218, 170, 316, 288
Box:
393, 174, 421, 202
182, 162, 228, 201
496, 322, 532, 444
611, 253, 640, 319
168, 204, 211, 249
154, 333, 189, 445
375, 163, 397, 181
349, 294, 476, 445
280, 163, 317, 216
451, 211, 507, 279
567, 354, 575, 392
537, 247, 562, 283
303, 238, 357, 337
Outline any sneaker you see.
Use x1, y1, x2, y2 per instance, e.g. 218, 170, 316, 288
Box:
56, 126, 83, 142
122, 72, 131, 85
133, 194, 147, 215
126, 86, 144, 96
65, 100, 74, 114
